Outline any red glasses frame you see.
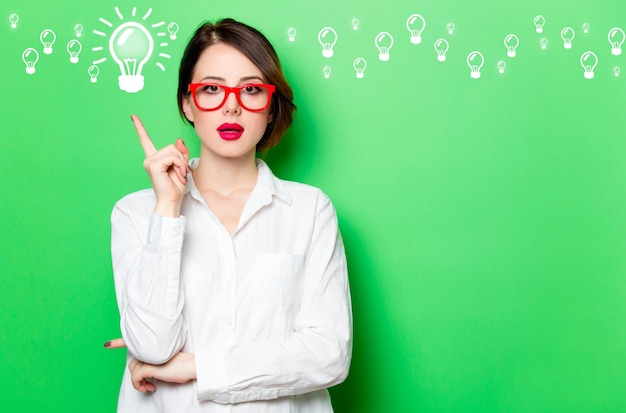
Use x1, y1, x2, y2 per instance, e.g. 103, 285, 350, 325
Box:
188, 83, 276, 112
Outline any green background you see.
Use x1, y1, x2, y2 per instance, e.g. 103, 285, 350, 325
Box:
1, 0, 625, 411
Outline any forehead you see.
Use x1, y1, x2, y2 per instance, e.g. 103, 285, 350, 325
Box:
192, 43, 264, 82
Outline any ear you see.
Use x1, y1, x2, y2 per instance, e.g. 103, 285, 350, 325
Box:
267, 110, 273, 124
182, 96, 194, 123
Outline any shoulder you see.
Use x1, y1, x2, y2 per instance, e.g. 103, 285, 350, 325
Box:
112, 188, 156, 216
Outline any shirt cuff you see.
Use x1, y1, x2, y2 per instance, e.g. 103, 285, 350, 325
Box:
147, 213, 186, 250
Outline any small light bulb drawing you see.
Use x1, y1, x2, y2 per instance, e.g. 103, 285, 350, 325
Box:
583, 22, 590, 34
322, 65, 331, 78
580, 51, 598, 79
467, 51, 484, 79
352, 18, 359, 30
497, 60, 506, 74
353, 57, 367, 78
533, 15, 545, 33
9, 13, 18, 29
22, 48, 39, 74
608, 27, 625, 56
406, 14, 426, 44
561, 27, 575, 49
318, 27, 338, 58
504, 34, 519, 57
540, 37, 548, 50
614, 66, 621, 77
109, 21, 154, 93
434, 38, 449, 61
167, 22, 179, 40
67, 39, 82, 63
287, 27, 296, 42
375, 31, 394, 61
88, 65, 100, 83
74, 24, 84, 37
40, 29, 56, 54
447, 23, 455, 35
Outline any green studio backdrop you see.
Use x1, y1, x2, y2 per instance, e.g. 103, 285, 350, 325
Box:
1, 0, 625, 411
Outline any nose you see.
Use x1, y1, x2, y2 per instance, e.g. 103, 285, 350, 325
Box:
222, 90, 241, 115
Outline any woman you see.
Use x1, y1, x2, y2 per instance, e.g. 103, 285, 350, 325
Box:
106, 18, 352, 412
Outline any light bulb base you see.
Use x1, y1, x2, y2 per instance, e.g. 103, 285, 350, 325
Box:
90, 77, 98, 83
536, 28, 543, 33
322, 50, 334, 58
584, 71, 594, 79
43, 47, 53, 54
507, 51, 517, 58
70, 57, 79, 64
410, 36, 422, 44
378, 53, 390, 62
437, 55, 446, 62
564, 43, 572, 49
25, 67, 36, 75
118, 75, 145, 93
470, 71, 481, 79
11, 23, 17, 29
170, 35, 177, 40
612, 48, 622, 56
356, 72, 364, 79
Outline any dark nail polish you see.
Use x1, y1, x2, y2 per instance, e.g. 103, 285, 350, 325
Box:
104, 341, 111, 348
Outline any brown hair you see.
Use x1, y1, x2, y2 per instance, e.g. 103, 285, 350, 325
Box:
177, 18, 296, 151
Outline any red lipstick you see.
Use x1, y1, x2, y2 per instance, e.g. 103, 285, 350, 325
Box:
217, 123, 244, 141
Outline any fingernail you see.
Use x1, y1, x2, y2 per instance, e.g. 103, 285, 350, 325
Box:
104, 341, 111, 348
130, 115, 135, 122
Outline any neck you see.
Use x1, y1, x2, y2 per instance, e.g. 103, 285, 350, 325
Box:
193, 149, 258, 195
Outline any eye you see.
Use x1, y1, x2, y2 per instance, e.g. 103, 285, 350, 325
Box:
199, 84, 222, 94
241, 85, 262, 95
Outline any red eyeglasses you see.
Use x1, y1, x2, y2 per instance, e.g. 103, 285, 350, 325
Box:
188, 83, 275, 112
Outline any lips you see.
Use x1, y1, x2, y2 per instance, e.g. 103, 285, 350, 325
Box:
217, 123, 244, 141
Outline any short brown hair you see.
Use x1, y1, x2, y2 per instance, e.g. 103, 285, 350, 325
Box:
177, 18, 296, 151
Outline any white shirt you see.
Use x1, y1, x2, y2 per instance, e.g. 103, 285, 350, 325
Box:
111, 159, 352, 413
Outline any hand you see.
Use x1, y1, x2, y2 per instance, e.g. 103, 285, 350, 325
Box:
128, 353, 196, 393
131, 114, 191, 217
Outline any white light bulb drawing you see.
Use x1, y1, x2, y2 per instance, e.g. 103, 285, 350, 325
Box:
497, 60, 506, 74
74, 24, 84, 37
353, 57, 367, 78
580, 51, 598, 79
375, 31, 394, 61
287, 27, 296, 42
9, 13, 18, 29
318, 27, 337, 58
352, 18, 359, 30
614, 66, 621, 77
434, 38, 449, 61
533, 15, 545, 33
583, 23, 590, 34
167, 22, 179, 40
540, 37, 548, 50
40, 29, 56, 54
561, 27, 575, 49
467, 51, 484, 79
109, 21, 154, 93
608, 27, 625, 56
322, 65, 331, 78
88, 65, 100, 83
447, 23, 455, 35
406, 14, 426, 44
22, 48, 39, 74
67, 39, 82, 63
504, 34, 519, 57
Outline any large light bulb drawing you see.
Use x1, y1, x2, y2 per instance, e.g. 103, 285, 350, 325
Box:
434, 38, 449, 61
561, 27, 575, 49
533, 15, 545, 33
353, 57, 367, 78
504, 34, 519, 57
375, 31, 394, 61
580, 51, 598, 79
22, 48, 39, 74
167, 22, 179, 40
67, 40, 82, 63
74, 24, 84, 37
466, 51, 484, 79
318, 27, 337, 58
287, 27, 296, 42
40, 29, 56, 54
109, 21, 154, 93
9, 13, 19, 29
608, 27, 625, 56
406, 14, 426, 44
88, 65, 100, 83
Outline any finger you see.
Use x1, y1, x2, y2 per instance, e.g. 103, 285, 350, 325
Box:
131, 114, 157, 157
175, 138, 191, 174
104, 338, 126, 348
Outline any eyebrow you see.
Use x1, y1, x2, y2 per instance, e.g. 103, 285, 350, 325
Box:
198, 75, 265, 83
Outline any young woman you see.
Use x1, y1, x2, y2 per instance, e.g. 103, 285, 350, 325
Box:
106, 18, 352, 412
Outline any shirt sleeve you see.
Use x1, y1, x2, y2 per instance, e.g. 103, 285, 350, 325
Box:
111, 199, 188, 364
194, 191, 353, 403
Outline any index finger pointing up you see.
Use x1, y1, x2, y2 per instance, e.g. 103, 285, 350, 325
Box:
131, 114, 157, 157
